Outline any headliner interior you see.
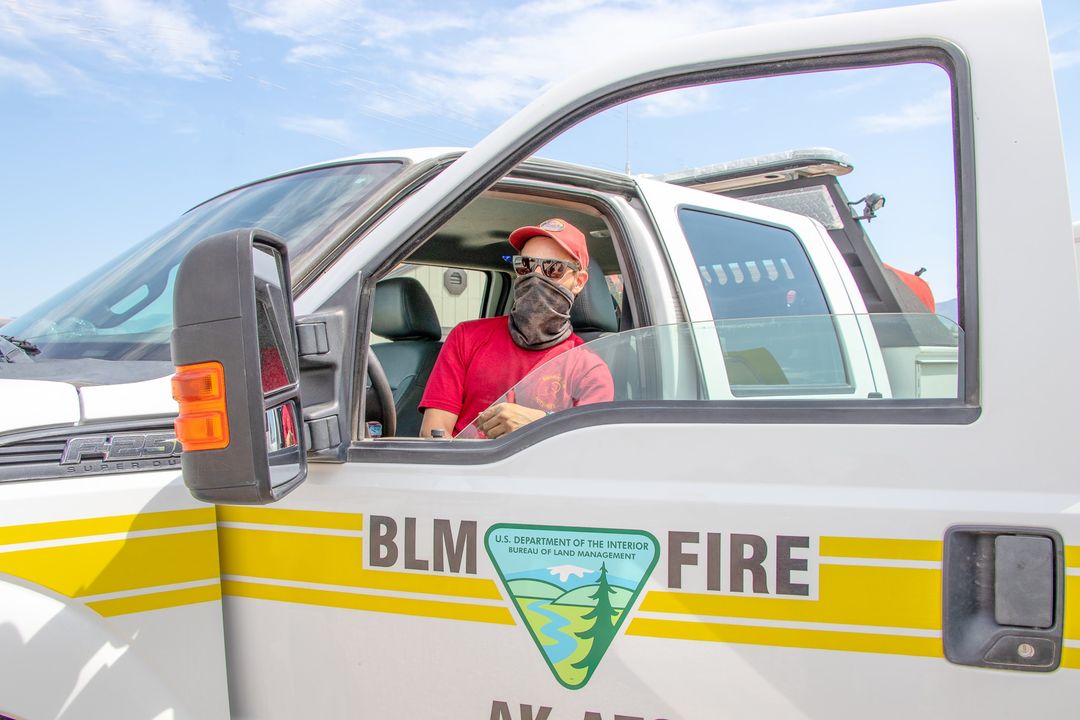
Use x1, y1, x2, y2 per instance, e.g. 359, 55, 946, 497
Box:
406, 190, 619, 274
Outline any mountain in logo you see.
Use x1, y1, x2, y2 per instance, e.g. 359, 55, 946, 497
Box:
485, 524, 659, 690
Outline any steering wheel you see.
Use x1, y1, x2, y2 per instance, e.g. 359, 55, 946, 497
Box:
365, 349, 397, 438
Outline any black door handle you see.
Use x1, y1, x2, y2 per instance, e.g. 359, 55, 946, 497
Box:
943, 526, 1065, 671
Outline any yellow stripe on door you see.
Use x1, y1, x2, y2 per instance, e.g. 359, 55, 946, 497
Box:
216, 506, 363, 531
0, 508, 215, 546
1065, 575, 1080, 642
87, 583, 222, 617
0, 530, 220, 597
820, 536, 943, 561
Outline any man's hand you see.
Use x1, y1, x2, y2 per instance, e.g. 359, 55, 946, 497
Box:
476, 403, 547, 439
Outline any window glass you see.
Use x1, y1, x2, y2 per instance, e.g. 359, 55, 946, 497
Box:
4, 162, 402, 370
536, 62, 958, 321
679, 208, 846, 389
457, 314, 961, 439
717, 316, 849, 392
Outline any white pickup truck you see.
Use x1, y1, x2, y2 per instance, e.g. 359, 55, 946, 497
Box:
0, 1, 1076, 718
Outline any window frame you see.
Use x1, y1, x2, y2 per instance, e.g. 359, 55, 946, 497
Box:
346, 40, 978, 465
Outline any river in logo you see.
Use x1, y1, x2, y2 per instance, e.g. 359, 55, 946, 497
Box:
485, 524, 659, 689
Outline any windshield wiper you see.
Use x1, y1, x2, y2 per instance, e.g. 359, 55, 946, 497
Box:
0, 335, 40, 363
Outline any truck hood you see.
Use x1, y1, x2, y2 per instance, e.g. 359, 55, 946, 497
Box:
0, 375, 177, 435
78, 375, 177, 422
0, 378, 80, 434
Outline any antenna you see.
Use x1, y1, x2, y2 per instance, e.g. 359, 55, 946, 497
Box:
624, 105, 631, 175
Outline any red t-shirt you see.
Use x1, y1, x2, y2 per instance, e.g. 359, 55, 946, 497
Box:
419, 317, 614, 436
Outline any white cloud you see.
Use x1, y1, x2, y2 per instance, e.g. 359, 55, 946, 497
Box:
360, 8, 471, 42
1045, 14, 1077, 71
286, 43, 344, 64
232, 0, 470, 43
1052, 49, 1080, 71
1045, 4, 1079, 71
234, 0, 855, 123
231, 0, 345, 41
279, 115, 356, 146
246, 74, 286, 91
432, 0, 852, 118
637, 86, 719, 119
512, 0, 608, 22
0, 0, 228, 80
825, 75, 886, 96
0, 55, 60, 94
856, 89, 951, 134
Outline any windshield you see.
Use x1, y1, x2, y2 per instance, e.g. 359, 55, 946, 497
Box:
3, 161, 401, 375
457, 313, 961, 439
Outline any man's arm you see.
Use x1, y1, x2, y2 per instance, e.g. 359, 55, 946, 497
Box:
476, 349, 612, 439
420, 408, 458, 438
474, 403, 546, 439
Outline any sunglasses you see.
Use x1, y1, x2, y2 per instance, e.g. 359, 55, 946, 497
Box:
506, 255, 582, 280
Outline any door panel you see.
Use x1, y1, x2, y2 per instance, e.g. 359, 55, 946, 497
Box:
221, 431, 1079, 717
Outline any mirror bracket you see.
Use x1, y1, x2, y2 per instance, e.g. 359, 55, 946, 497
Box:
305, 415, 341, 452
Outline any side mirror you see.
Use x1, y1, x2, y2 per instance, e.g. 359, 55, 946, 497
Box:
170, 229, 306, 504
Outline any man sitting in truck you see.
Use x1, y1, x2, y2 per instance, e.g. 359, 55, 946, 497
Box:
419, 219, 614, 439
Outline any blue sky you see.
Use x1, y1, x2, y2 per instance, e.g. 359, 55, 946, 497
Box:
1, 0, 1078, 318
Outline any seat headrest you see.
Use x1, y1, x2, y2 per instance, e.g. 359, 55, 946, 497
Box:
570, 258, 619, 335
372, 277, 442, 341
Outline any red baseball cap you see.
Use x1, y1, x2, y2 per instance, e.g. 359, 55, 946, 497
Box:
508, 218, 589, 269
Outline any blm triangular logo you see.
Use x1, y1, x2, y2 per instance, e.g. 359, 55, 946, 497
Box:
485, 524, 660, 689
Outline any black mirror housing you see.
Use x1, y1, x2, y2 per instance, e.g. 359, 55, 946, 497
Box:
171, 228, 306, 504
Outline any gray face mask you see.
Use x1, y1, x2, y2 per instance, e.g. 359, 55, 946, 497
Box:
508, 273, 575, 350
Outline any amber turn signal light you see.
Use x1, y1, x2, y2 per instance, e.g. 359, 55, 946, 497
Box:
172, 361, 230, 451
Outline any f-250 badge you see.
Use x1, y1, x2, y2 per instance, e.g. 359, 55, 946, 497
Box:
486, 524, 659, 689
61, 432, 181, 467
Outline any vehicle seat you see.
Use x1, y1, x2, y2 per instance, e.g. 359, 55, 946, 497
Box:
571, 258, 619, 342
370, 278, 443, 437
569, 258, 636, 399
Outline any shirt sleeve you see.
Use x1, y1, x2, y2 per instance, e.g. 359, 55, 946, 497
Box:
572, 351, 615, 406
418, 324, 468, 415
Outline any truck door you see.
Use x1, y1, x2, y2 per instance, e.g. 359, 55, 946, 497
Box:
220, 1, 1079, 717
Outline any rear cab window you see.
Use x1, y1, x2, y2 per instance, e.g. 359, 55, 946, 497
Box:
678, 207, 851, 394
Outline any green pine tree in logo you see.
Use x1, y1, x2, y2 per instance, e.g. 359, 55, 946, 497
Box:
571, 562, 618, 678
